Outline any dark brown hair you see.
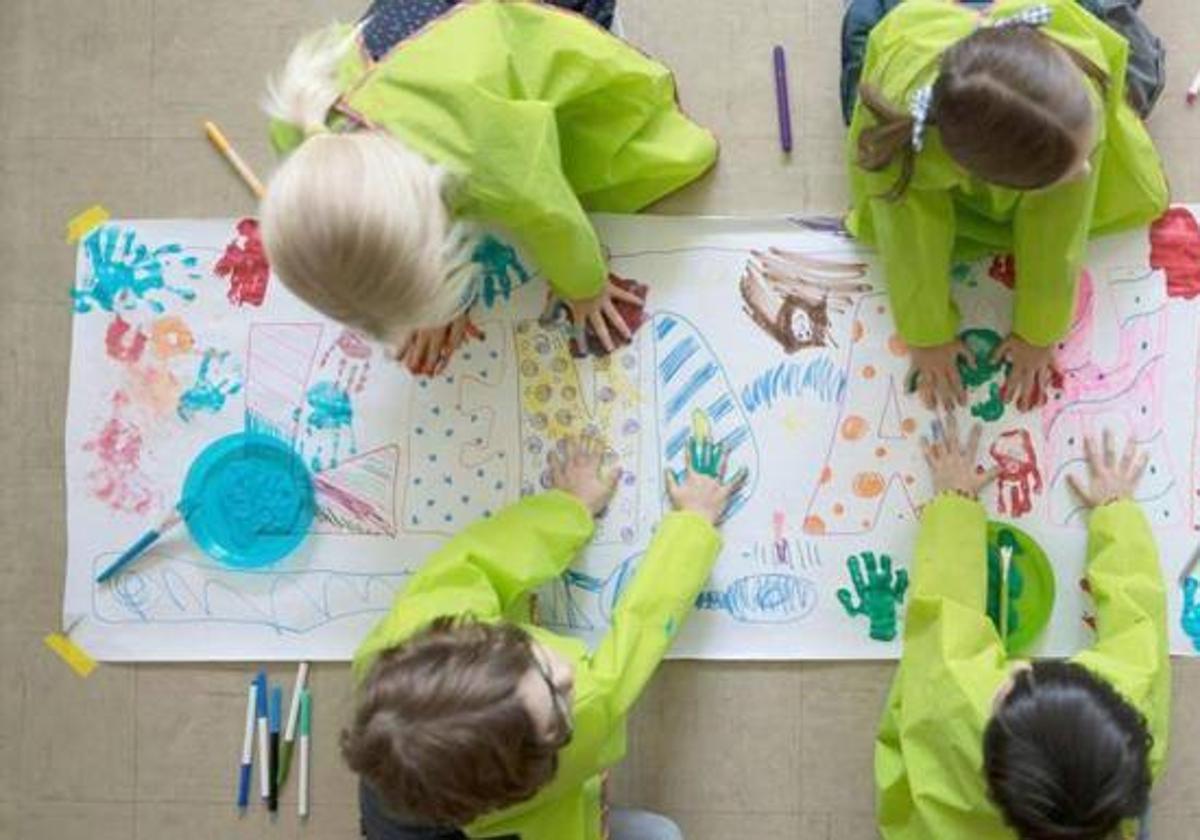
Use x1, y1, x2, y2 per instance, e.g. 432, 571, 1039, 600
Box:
341, 617, 570, 827
857, 26, 1108, 198
984, 661, 1152, 840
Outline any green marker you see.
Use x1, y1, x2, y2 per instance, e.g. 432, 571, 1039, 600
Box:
277, 662, 309, 788
298, 689, 311, 820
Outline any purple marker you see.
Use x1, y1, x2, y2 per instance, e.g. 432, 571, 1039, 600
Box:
773, 45, 793, 154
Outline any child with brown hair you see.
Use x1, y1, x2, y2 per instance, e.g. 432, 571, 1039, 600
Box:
342, 433, 745, 839
843, 0, 1168, 412
261, 0, 716, 376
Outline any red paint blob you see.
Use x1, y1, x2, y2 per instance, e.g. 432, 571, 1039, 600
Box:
1150, 207, 1200, 300
988, 254, 1016, 290
104, 316, 147, 363
215, 218, 271, 307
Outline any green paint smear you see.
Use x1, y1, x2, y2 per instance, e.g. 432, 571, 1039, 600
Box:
957, 328, 1010, 423
987, 529, 1025, 637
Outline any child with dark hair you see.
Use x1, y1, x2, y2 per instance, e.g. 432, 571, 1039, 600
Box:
342, 433, 745, 840
877, 415, 1167, 839
842, 0, 1167, 412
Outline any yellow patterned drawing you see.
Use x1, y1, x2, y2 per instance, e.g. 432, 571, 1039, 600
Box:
515, 320, 643, 545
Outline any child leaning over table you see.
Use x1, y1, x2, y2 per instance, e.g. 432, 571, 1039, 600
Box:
342, 433, 745, 840
877, 415, 1168, 839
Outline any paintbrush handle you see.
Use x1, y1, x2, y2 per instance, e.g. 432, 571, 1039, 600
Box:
96, 509, 182, 583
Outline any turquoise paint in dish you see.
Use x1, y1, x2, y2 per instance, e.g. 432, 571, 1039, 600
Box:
182, 433, 315, 568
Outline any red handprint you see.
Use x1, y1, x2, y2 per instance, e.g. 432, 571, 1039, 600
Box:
989, 429, 1043, 517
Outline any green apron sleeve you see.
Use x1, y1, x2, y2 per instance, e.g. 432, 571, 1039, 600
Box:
352, 490, 595, 679
470, 107, 611, 303
1072, 500, 1169, 778
869, 188, 959, 347
876, 493, 1010, 836
1011, 150, 1103, 346
582, 511, 721, 718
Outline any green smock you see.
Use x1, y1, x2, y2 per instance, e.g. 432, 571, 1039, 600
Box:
876, 494, 1169, 838
270, 0, 717, 303
353, 490, 721, 840
846, 0, 1168, 348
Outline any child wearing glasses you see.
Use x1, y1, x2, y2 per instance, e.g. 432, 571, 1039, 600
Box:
342, 433, 745, 840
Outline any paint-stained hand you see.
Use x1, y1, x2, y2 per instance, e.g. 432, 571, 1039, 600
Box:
993, 335, 1062, 412
548, 433, 620, 517
1067, 430, 1148, 509
908, 341, 969, 411
394, 313, 484, 377
566, 276, 644, 356
836, 552, 909, 642
921, 411, 999, 499
665, 450, 748, 526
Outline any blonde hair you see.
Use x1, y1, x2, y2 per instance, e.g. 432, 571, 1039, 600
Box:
261, 26, 480, 342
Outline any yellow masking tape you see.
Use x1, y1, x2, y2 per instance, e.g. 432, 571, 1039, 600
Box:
43, 632, 97, 678
65, 205, 110, 244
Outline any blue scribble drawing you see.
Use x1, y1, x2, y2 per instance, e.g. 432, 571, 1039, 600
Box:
740, 357, 847, 414
92, 551, 408, 634
539, 554, 817, 631
73, 225, 198, 314
1182, 578, 1200, 652
177, 349, 242, 422
695, 574, 818, 623
653, 313, 759, 520
473, 234, 532, 308
302, 380, 357, 471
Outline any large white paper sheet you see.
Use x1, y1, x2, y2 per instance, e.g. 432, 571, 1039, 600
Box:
64, 210, 1200, 661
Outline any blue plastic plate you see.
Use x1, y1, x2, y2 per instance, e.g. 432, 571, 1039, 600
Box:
181, 433, 314, 568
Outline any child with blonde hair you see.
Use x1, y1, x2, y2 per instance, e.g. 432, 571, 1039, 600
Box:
843, 0, 1167, 412
261, 0, 716, 374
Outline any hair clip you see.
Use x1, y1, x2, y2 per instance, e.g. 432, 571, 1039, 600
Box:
909, 84, 934, 151
987, 3, 1052, 30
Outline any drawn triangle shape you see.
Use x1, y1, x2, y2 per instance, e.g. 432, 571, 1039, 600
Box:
311, 444, 401, 536
877, 376, 906, 441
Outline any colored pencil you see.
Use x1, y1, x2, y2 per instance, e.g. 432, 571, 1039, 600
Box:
278, 662, 309, 787
772, 46, 793, 153
204, 120, 266, 198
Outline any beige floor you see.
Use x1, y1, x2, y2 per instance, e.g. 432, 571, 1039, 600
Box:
3, 1, 1200, 838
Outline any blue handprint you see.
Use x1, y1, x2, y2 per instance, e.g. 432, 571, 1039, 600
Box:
837, 552, 909, 642
73, 225, 198, 314
1182, 578, 1200, 652
177, 349, 242, 422
472, 234, 532, 308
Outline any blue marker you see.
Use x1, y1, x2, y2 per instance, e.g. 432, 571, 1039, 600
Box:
268, 685, 282, 813
237, 679, 257, 811
255, 672, 269, 802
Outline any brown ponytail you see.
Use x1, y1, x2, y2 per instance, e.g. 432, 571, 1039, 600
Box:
856, 83, 918, 200
855, 25, 1109, 200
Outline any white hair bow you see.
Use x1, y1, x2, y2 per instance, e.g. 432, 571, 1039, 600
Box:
986, 3, 1053, 30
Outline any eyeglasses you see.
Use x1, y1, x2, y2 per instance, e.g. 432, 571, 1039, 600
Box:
531, 645, 573, 744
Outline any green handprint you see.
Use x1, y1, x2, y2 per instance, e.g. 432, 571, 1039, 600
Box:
837, 552, 909, 642
957, 328, 1010, 423
987, 528, 1025, 640
472, 234, 532, 308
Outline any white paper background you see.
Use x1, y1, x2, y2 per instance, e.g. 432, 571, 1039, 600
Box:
64, 212, 1200, 661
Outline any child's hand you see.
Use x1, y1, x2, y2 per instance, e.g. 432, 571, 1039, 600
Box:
992, 335, 1061, 412
908, 341, 968, 411
665, 460, 748, 525
566, 277, 643, 355
921, 411, 998, 499
1067, 430, 1148, 509
547, 434, 620, 517
394, 313, 484, 376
